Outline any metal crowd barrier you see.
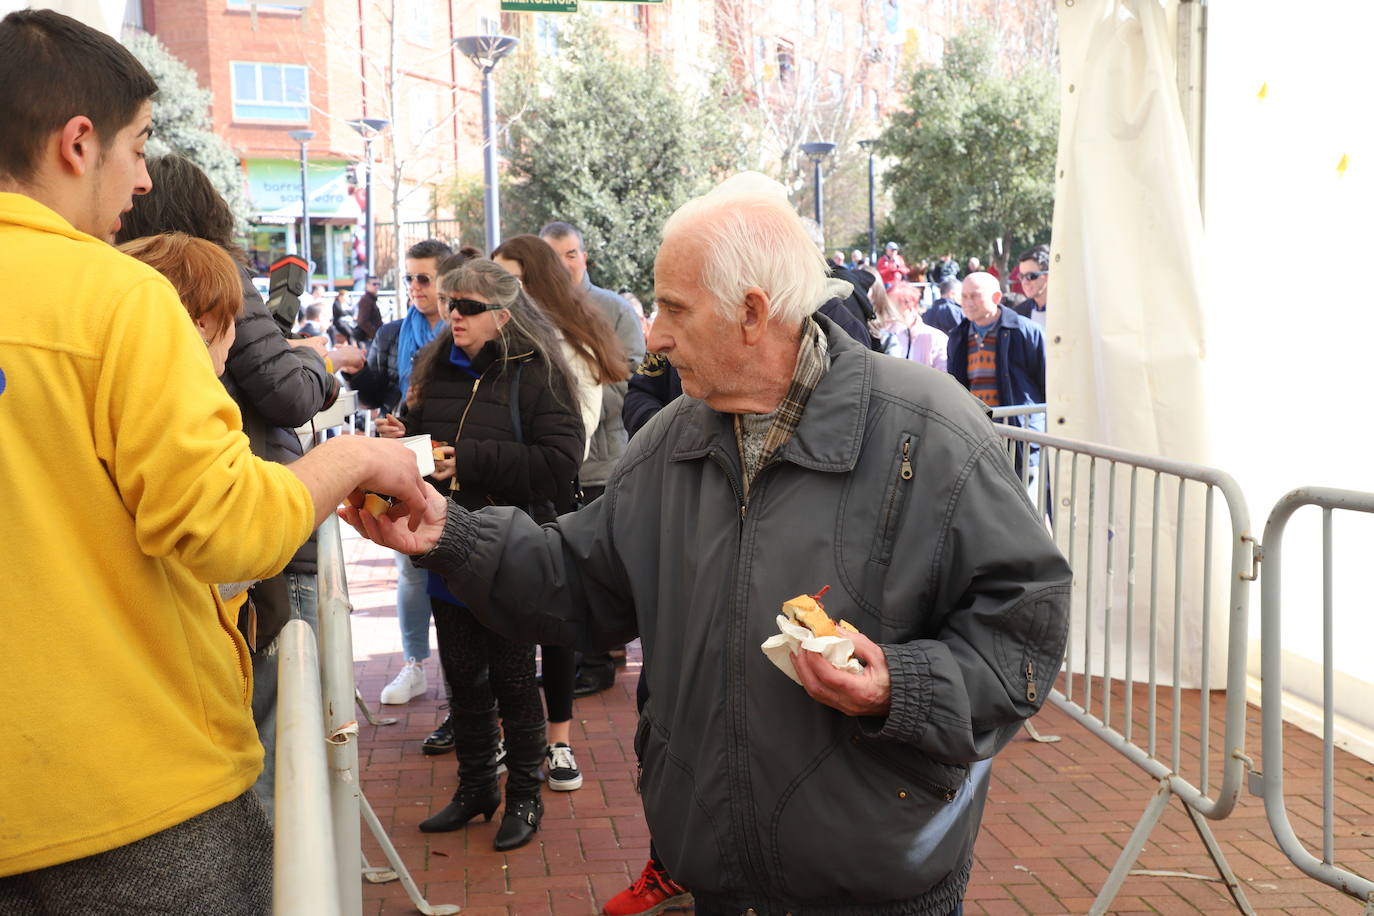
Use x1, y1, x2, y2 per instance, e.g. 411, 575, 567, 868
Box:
270, 417, 458, 915
273, 619, 342, 915
993, 423, 1258, 914
1257, 488, 1374, 910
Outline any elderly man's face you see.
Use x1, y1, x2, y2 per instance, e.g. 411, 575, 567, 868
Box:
649, 234, 745, 409
961, 276, 1002, 325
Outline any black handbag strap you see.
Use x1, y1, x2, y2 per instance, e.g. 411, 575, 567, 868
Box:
509, 358, 525, 445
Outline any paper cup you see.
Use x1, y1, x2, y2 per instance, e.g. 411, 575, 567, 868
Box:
399, 434, 436, 477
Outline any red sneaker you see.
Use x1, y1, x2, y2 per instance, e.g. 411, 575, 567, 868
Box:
602, 859, 693, 916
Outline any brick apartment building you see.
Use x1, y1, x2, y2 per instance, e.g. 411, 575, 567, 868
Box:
120, 0, 1008, 284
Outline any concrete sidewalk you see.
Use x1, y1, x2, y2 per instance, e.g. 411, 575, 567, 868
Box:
343, 534, 1374, 915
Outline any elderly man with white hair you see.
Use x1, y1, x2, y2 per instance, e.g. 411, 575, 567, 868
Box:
342, 174, 1071, 916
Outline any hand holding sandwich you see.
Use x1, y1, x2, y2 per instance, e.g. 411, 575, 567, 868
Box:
792, 625, 891, 718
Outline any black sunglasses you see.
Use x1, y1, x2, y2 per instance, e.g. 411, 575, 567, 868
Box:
1021, 270, 1049, 281
447, 296, 506, 316
403, 273, 433, 286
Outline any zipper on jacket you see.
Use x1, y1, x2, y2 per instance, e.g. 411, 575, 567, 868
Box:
873, 436, 914, 566
220, 591, 251, 704
447, 369, 491, 493
708, 446, 772, 889
1025, 661, 1038, 703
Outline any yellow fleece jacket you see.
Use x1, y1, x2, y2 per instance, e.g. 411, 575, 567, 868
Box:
0, 194, 315, 876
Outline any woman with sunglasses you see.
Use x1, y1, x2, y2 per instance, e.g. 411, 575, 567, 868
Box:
490, 234, 628, 796
379, 258, 583, 851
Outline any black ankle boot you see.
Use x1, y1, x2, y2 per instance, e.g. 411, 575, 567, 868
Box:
492, 721, 547, 851
493, 795, 543, 851
419, 708, 500, 833
419, 783, 502, 832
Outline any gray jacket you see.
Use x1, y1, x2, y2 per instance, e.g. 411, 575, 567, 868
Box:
418, 317, 1070, 913
221, 272, 334, 573
580, 275, 645, 487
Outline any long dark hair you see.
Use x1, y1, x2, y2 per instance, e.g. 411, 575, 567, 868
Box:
491, 235, 627, 385
114, 154, 247, 265
408, 258, 578, 415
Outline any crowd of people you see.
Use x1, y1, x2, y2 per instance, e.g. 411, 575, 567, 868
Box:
0, 10, 1072, 916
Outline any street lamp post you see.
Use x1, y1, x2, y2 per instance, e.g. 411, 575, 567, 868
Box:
858, 139, 877, 264
287, 129, 315, 270
799, 141, 836, 238
453, 34, 519, 253
346, 118, 389, 279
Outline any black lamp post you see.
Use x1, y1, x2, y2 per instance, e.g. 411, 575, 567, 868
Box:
799, 141, 836, 237
346, 118, 389, 279
287, 129, 315, 269
453, 34, 519, 252
858, 138, 877, 264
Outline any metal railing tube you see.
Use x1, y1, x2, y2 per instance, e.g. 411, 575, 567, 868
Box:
1260, 487, 1374, 903
273, 619, 342, 916
317, 514, 364, 916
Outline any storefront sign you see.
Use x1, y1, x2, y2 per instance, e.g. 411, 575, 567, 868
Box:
247, 159, 360, 221
500, 0, 577, 11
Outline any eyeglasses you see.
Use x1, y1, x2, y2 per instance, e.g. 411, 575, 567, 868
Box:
446, 296, 506, 316
403, 273, 433, 286
1021, 270, 1049, 281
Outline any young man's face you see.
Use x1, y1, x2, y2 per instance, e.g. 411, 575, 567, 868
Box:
85, 100, 154, 242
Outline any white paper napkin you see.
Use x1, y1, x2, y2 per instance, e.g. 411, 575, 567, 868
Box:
761, 614, 864, 685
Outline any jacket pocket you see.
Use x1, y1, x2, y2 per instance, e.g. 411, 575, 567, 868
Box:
635, 712, 741, 892
849, 730, 967, 802
767, 733, 974, 902
869, 432, 916, 566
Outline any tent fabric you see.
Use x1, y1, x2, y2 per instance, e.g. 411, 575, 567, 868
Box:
1052, 0, 1222, 688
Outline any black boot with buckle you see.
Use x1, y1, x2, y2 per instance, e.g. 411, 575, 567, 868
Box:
420, 708, 501, 832
493, 721, 546, 851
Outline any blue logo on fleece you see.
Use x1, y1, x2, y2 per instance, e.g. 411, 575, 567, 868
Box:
0, 367, 6, 397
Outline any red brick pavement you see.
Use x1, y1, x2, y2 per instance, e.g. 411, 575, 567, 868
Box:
342, 534, 1374, 915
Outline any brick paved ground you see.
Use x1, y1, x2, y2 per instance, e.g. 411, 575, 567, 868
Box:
342, 533, 1374, 915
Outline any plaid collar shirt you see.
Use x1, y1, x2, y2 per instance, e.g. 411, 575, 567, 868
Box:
734, 316, 830, 498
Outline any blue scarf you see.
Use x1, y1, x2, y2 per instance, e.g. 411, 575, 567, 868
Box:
396, 306, 443, 399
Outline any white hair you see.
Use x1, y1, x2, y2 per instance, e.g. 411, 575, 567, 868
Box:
661, 171, 831, 325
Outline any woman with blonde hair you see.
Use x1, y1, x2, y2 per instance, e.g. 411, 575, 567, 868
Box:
874, 275, 948, 372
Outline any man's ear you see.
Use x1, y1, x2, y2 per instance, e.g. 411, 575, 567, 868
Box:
58, 116, 98, 177
740, 288, 771, 346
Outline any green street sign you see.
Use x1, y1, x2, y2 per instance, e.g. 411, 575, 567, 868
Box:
500, 0, 577, 10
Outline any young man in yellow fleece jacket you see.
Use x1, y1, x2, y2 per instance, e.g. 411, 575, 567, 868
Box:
0, 11, 430, 912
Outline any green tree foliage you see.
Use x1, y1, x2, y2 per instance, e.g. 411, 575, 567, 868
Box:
878, 29, 1057, 278
124, 32, 248, 227
469, 17, 753, 298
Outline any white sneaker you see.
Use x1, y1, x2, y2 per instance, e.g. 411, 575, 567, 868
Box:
379, 658, 427, 705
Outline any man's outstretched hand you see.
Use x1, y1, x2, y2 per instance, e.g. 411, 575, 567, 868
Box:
340, 479, 449, 556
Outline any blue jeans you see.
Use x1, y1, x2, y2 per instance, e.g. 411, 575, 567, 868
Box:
249, 572, 317, 820
394, 550, 431, 662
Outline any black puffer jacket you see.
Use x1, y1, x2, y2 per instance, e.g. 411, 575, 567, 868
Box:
221, 269, 336, 574
402, 338, 584, 523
